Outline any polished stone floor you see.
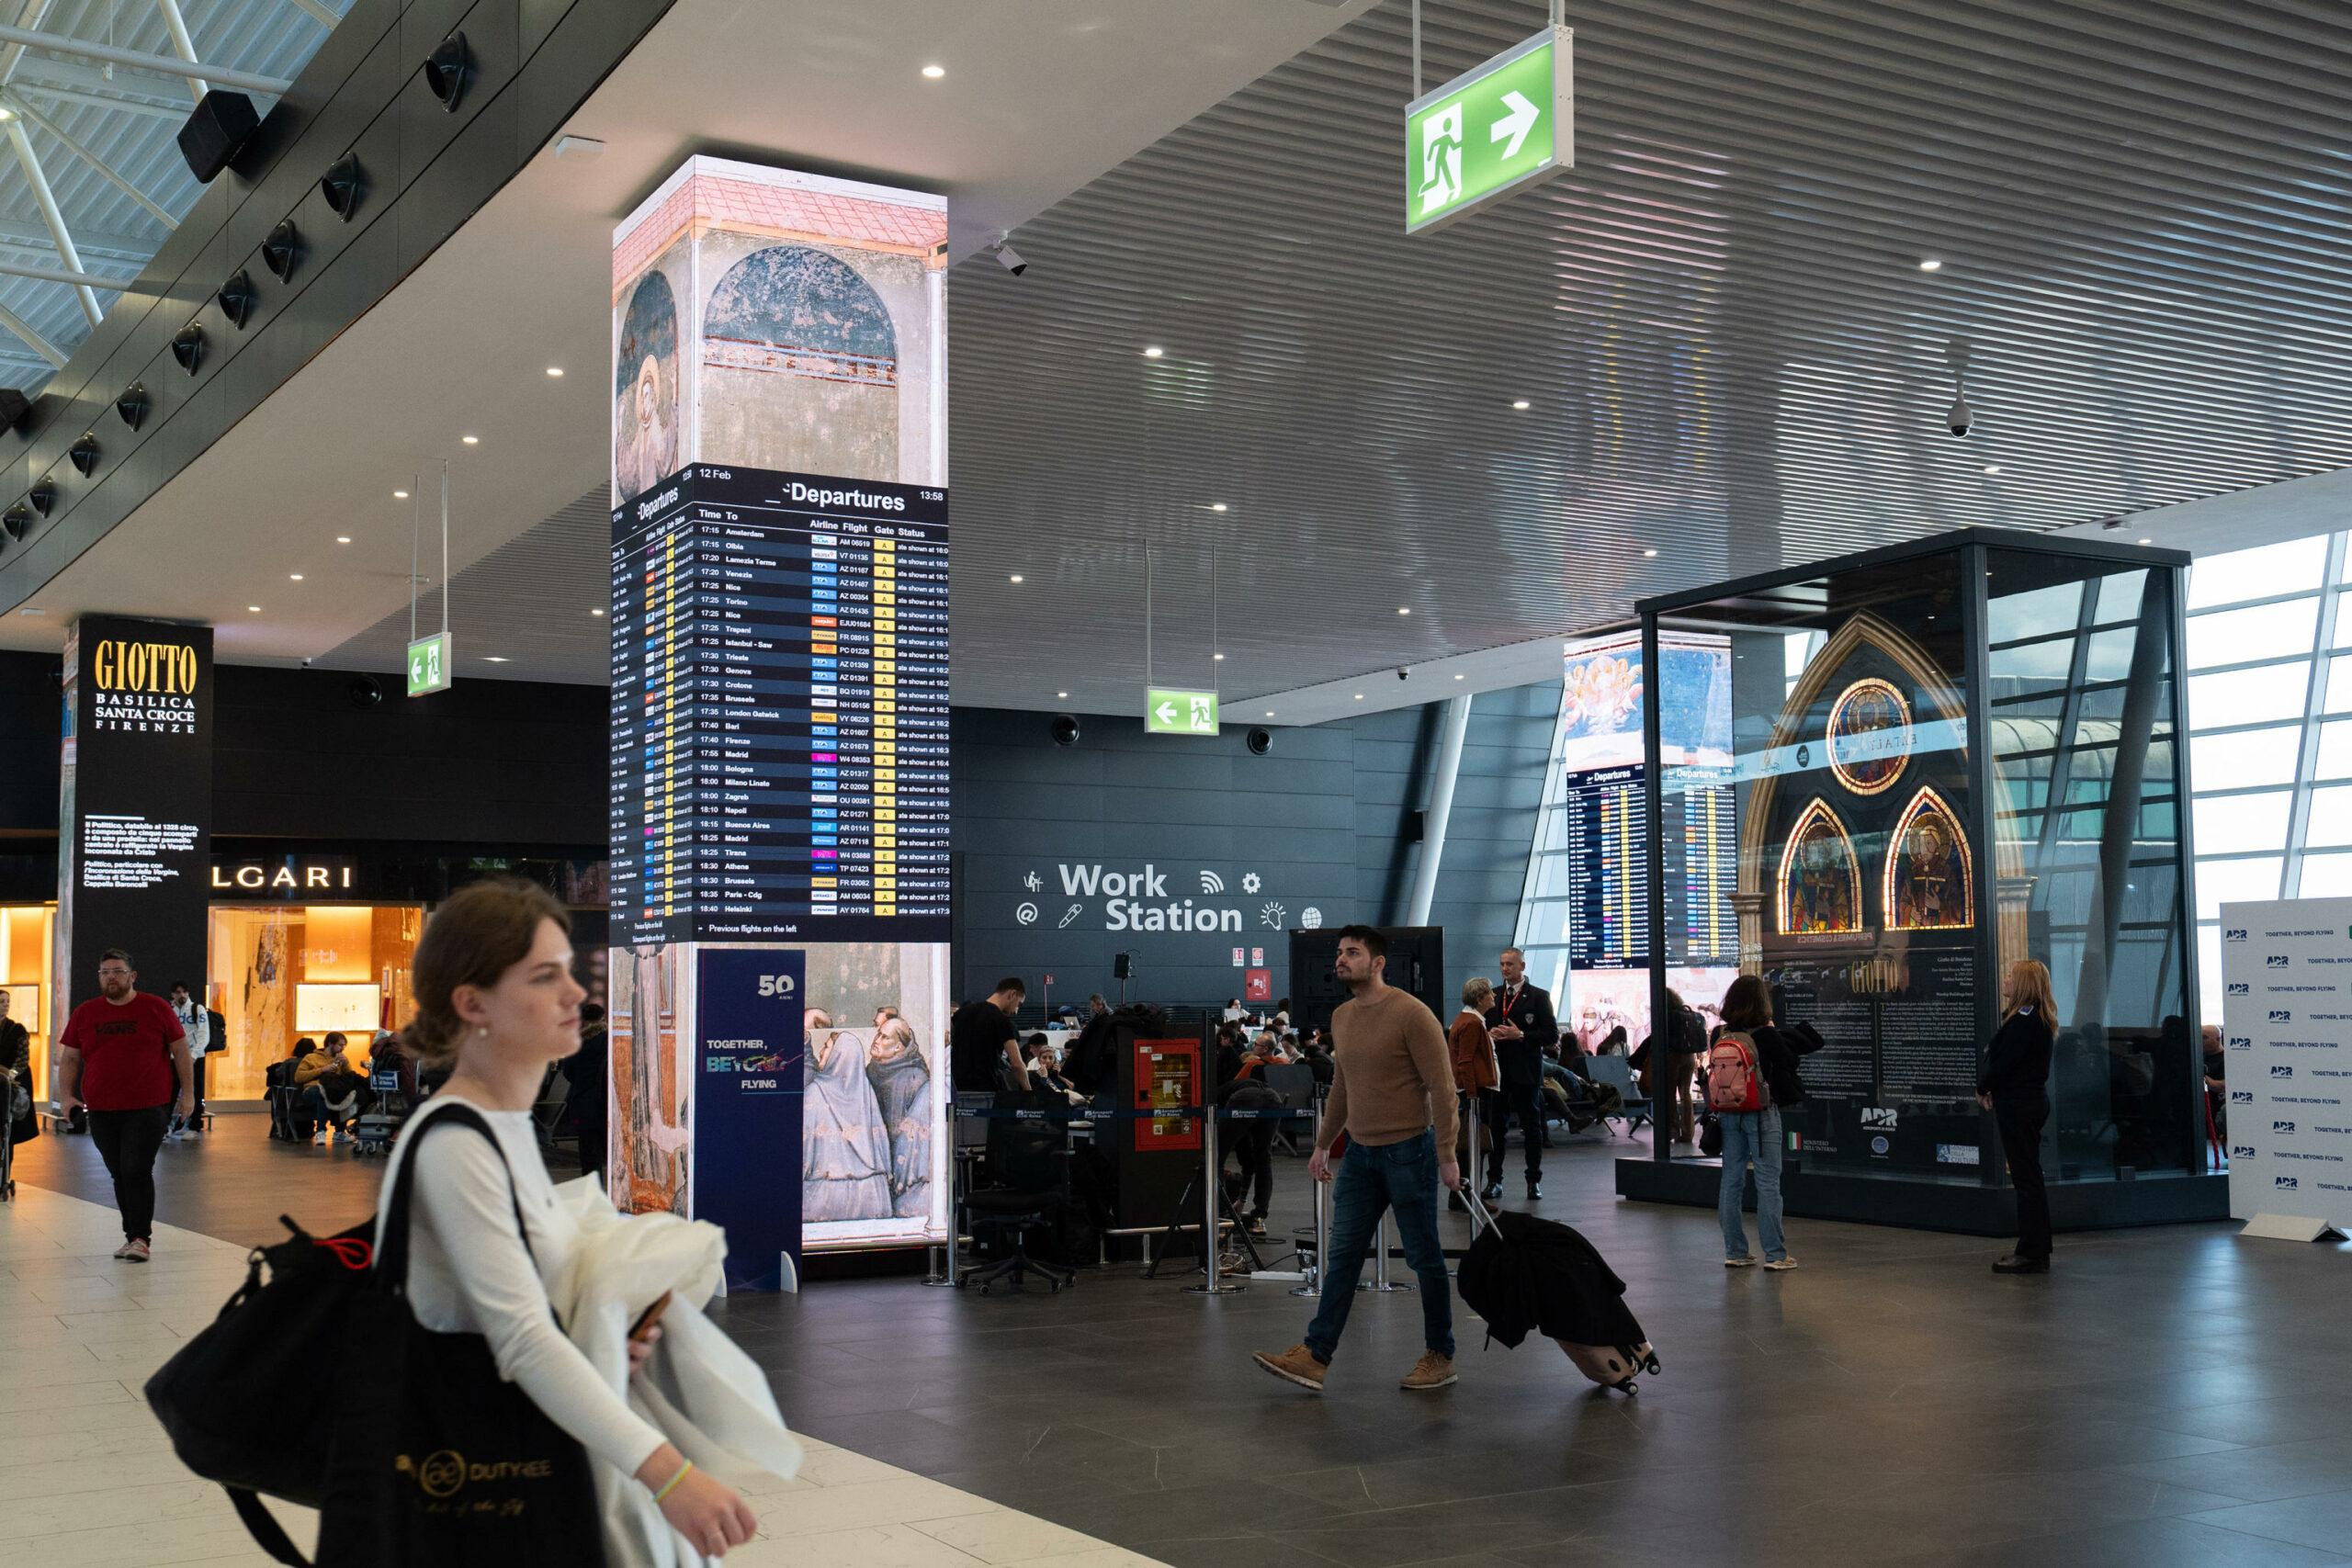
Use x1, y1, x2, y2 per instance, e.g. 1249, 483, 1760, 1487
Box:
16, 1116, 2352, 1567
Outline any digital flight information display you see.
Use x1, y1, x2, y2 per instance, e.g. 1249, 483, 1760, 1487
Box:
609, 465, 951, 946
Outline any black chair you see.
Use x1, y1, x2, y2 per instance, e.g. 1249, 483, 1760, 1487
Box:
1260, 1062, 1316, 1154
962, 1111, 1078, 1295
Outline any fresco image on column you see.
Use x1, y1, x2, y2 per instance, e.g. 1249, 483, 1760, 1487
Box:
613, 261, 682, 502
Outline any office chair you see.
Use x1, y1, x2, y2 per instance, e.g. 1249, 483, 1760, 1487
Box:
962, 1112, 1078, 1294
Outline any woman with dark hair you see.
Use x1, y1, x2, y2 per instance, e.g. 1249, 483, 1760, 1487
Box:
1713, 976, 1804, 1272
1979, 958, 2059, 1275
370, 878, 757, 1559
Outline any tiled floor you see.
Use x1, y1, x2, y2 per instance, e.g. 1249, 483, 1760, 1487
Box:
19, 1116, 2352, 1567
0, 1134, 1157, 1567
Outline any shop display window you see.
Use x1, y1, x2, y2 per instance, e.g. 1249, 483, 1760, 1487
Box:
0, 905, 53, 1099
207, 905, 421, 1099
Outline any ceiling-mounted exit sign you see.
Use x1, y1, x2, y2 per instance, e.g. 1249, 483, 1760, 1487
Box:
407, 631, 452, 697
1147, 688, 1219, 736
1406, 26, 1573, 234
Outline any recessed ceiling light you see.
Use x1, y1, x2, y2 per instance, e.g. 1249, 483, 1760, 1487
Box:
247, 605, 261, 613
1141, 345, 1163, 358
392, 490, 409, 499
1397, 606, 1410, 615
335, 535, 351, 544
1213, 652, 1226, 661
1511, 400, 1530, 411
2138, 537, 2153, 545
289, 573, 303, 581
460, 434, 479, 446
1983, 465, 2001, 474
1211, 502, 1228, 512
483, 656, 509, 663
1353, 694, 1364, 700
545, 367, 563, 378
1918, 258, 1943, 271
1057, 691, 1069, 699
1454, 673, 1464, 680
921, 63, 944, 78
590, 608, 605, 617
1265, 710, 1274, 717
1643, 548, 1658, 558
1009, 573, 1024, 583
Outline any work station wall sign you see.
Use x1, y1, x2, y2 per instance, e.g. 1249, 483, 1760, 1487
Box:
56, 615, 214, 1012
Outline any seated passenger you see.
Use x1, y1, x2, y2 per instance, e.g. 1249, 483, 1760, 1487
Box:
297, 1034, 368, 1145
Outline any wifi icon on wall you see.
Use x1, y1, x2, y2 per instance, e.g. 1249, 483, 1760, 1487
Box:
1199, 871, 1225, 894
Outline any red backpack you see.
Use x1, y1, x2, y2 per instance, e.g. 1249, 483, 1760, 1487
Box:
1706, 1031, 1768, 1113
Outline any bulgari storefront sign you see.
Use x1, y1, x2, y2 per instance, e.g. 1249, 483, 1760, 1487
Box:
210, 857, 357, 897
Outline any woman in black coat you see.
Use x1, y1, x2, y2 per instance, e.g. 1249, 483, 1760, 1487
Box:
1979, 958, 2058, 1274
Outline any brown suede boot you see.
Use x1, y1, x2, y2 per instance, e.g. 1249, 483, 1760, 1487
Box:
1253, 1344, 1329, 1392
1400, 1350, 1457, 1391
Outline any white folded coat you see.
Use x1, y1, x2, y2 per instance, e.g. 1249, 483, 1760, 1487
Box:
550, 1177, 803, 1567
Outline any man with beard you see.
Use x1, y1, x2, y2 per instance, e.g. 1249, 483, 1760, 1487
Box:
55, 949, 195, 1261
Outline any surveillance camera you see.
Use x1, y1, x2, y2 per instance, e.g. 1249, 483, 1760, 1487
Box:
300, 657, 312, 669
995, 243, 1027, 276
1050, 713, 1080, 747
1396, 666, 1411, 682
1948, 392, 1972, 438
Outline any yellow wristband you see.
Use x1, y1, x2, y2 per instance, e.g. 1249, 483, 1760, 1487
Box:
654, 1460, 694, 1503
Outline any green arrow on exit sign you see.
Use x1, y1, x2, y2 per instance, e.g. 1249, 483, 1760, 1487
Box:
1146, 688, 1219, 736
407, 631, 452, 697
1406, 26, 1573, 233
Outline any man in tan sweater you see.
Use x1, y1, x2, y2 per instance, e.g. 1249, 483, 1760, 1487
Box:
1255, 926, 1461, 1393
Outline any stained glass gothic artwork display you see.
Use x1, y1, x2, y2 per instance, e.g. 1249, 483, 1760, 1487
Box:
1777, 798, 1863, 935
1885, 785, 1974, 931
1826, 676, 1913, 795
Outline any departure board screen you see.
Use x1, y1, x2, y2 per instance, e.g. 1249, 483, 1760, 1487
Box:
609, 465, 951, 946
1564, 763, 1646, 969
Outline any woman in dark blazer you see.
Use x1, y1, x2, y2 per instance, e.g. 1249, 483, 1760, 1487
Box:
1979, 958, 2058, 1274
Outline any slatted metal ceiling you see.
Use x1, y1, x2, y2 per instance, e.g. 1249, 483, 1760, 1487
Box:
939, 0, 2352, 717
0, 0, 340, 382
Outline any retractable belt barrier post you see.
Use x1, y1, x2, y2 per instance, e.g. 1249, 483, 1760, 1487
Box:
1464, 1092, 1487, 1242
1184, 1096, 1241, 1296
1292, 1084, 1329, 1297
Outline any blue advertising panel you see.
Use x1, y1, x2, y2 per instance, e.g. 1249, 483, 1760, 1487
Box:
695, 947, 807, 1291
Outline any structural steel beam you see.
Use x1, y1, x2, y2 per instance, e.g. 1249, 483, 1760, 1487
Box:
0, 22, 288, 95
152, 0, 211, 102
3, 115, 98, 323
1, 92, 176, 229
0, 296, 64, 366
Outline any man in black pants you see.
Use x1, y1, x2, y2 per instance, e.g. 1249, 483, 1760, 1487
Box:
55, 948, 195, 1262
1484, 947, 1558, 1200
1978, 982, 2055, 1275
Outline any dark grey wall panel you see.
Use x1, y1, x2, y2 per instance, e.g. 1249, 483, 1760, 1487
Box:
951, 680, 1561, 1008
0, 0, 677, 611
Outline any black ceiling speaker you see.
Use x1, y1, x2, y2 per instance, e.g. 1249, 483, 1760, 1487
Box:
1247, 727, 1272, 755
261, 218, 300, 281
27, 478, 52, 516
218, 270, 257, 329
423, 31, 470, 110
1050, 713, 1081, 747
68, 432, 98, 476
345, 675, 384, 709
176, 89, 259, 184
2, 502, 28, 541
171, 321, 205, 375
320, 152, 363, 220
115, 382, 148, 430
0, 388, 28, 431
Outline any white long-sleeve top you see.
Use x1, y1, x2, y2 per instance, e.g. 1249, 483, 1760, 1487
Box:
374, 1094, 668, 1478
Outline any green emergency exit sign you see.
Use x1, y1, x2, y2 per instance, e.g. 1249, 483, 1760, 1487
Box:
1146, 688, 1219, 736
1406, 26, 1573, 234
407, 631, 452, 697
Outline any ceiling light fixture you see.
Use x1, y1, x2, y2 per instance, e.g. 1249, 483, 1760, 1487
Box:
1511, 400, 1530, 411
1643, 548, 1658, 558
247, 604, 261, 613
545, 367, 563, 378
1211, 502, 1227, 512
1454, 673, 1464, 680
1353, 694, 1364, 700
2138, 537, 2153, 545
590, 608, 605, 617
1265, 710, 1274, 717
460, 434, 479, 446
1919, 258, 1943, 271
483, 656, 509, 663
1983, 465, 2001, 474
1213, 652, 1226, 661
392, 490, 409, 499
289, 573, 303, 581
1141, 345, 1163, 358
1057, 691, 1069, 699
1009, 574, 1023, 583
921, 63, 944, 78
336, 536, 351, 544
1397, 606, 1410, 615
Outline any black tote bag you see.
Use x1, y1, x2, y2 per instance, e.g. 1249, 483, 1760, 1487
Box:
312, 1103, 609, 1568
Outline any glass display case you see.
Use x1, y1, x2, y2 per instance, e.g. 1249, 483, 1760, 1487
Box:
1621, 529, 2225, 1233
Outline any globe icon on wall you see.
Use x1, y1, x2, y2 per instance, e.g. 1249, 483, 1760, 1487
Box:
1301, 907, 1324, 930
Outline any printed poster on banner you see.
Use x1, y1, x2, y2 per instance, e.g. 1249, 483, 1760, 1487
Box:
2219, 898, 2352, 1236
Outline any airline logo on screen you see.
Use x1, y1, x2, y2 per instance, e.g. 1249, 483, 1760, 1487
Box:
89, 636, 199, 734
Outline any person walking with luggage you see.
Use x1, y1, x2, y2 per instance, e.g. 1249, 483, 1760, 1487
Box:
1981, 958, 2058, 1275
1255, 925, 1462, 1393
1449, 977, 1499, 1213
376, 877, 757, 1557
1712, 976, 1797, 1271
1485, 947, 1558, 1199
54, 948, 195, 1261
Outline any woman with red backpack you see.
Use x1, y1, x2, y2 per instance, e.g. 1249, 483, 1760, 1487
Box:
1711, 976, 1815, 1271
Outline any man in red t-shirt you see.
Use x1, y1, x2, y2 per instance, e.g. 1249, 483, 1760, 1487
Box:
57, 946, 194, 1261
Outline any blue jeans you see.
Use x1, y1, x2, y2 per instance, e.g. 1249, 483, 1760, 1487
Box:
1717, 1107, 1787, 1262
1305, 1130, 1453, 1363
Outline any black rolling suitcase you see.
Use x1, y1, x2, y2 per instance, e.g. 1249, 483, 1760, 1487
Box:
1455, 1190, 1661, 1395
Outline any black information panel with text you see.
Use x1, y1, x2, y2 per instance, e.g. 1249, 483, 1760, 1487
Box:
609, 466, 951, 947
59, 615, 213, 1010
